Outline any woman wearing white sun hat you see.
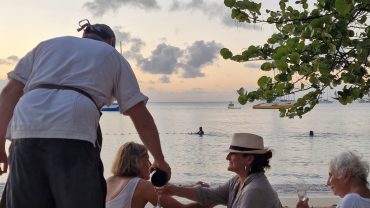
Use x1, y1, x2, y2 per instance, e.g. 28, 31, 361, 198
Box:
162, 133, 282, 208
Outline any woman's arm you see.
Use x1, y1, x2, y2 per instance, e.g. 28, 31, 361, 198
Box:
163, 180, 231, 207
134, 179, 202, 208
162, 183, 199, 202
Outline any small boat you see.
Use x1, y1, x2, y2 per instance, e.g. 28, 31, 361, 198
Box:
318, 91, 333, 103
358, 98, 370, 103
358, 93, 370, 103
228, 102, 241, 109
253, 100, 294, 109
101, 103, 119, 112
318, 99, 333, 104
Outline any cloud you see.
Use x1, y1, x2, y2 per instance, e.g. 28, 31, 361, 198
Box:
137, 43, 183, 74
245, 62, 262, 69
221, 14, 263, 30
170, 0, 260, 30
181, 40, 223, 78
112, 28, 222, 79
114, 27, 146, 61
0, 56, 19, 65
170, 0, 223, 17
84, 0, 160, 16
159, 75, 170, 83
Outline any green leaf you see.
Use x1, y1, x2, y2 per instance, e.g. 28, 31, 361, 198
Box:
257, 76, 271, 88
322, 32, 332, 39
220, 48, 233, 59
237, 87, 245, 96
224, 0, 236, 7
261, 62, 274, 71
275, 60, 288, 71
290, 52, 300, 64
335, 0, 353, 16
238, 95, 247, 105
359, 15, 367, 24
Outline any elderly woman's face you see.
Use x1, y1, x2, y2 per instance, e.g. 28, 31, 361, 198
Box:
326, 166, 348, 197
226, 152, 252, 174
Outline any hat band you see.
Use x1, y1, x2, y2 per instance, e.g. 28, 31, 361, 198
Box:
229, 145, 260, 152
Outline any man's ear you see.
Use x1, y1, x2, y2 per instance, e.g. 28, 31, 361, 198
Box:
105, 38, 115, 47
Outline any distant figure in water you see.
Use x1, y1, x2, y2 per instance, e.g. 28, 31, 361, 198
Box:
196, 127, 204, 136
309, 130, 314, 137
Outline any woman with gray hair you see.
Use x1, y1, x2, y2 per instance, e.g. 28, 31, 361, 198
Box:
297, 151, 370, 208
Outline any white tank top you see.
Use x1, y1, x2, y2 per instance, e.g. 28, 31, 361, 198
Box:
106, 177, 140, 208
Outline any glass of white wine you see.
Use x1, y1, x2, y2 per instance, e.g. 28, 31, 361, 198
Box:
153, 187, 163, 208
296, 179, 308, 202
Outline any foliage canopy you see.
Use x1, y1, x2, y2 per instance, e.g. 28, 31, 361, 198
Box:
221, 0, 370, 118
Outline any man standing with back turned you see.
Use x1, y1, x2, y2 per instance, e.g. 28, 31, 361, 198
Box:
0, 19, 171, 208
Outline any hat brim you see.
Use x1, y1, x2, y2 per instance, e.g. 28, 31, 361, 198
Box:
226, 148, 270, 154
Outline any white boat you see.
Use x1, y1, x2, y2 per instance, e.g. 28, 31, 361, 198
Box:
358, 98, 370, 103
228, 102, 241, 109
318, 99, 333, 104
318, 90, 333, 103
101, 102, 119, 111
358, 93, 370, 103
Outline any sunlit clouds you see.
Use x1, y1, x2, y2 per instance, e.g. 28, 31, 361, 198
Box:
84, 0, 160, 16
0, 0, 276, 101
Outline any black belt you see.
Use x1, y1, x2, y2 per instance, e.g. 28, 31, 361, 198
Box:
34, 84, 103, 150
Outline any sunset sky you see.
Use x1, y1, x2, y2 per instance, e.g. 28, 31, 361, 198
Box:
0, 0, 278, 102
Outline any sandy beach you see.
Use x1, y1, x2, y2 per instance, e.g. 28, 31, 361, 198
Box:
279, 193, 340, 208
143, 193, 341, 208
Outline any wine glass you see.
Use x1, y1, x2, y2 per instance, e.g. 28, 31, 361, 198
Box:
296, 179, 308, 202
153, 187, 163, 208
151, 169, 167, 208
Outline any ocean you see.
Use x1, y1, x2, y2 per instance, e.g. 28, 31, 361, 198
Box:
1, 101, 369, 197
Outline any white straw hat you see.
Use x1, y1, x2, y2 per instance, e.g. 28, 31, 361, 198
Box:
226, 133, 269, 154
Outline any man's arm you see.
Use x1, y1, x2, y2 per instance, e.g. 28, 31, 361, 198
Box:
126, 102, 171, 179
0, 79, 24, 174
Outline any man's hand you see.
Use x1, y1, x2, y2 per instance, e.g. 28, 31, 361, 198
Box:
0, 147, 8, 175
151, 159, 171, 182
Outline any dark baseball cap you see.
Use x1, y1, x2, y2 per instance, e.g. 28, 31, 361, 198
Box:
77, 19, 116, 47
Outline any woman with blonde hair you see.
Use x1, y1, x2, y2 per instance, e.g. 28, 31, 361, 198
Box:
106, 142, 201, 208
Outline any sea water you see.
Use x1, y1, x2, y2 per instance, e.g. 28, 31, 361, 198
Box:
0, 101, 370, 196
100, 101, 370, 194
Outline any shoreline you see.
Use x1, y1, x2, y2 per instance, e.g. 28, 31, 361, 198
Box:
144, 193, 340, 208
279, 193, 340, 208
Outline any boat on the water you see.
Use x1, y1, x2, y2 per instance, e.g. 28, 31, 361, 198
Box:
358, 98, 370, 103
228, 102, 241, 109
101, 103, 119, 112
318, 91, 333, 103
253, 100, 294, 109
318, 99, 333, 104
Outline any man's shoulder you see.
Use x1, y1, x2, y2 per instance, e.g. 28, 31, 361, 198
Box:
38, 36, 79, 47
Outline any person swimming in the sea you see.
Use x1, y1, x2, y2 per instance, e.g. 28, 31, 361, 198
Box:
196, 127, 204, 136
